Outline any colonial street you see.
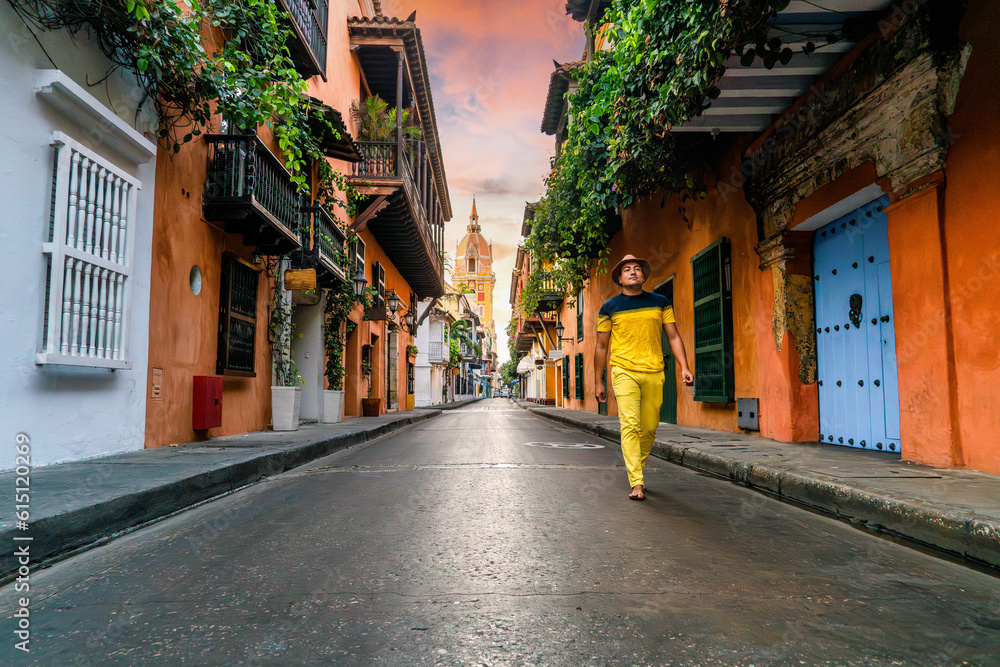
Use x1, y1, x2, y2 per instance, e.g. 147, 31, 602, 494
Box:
3, 400, 999, 666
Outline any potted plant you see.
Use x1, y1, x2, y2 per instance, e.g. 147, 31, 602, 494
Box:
270, 272, 302, 431
361, 359, 382, 416
406, 343, 418, 360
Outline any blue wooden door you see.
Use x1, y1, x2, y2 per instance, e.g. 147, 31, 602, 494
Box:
813, 196, 901, 452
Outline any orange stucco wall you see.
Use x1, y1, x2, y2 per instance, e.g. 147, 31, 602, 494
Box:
145, 0, 419, 444
938, 0, 1000, 474
342, 227, 416, 417
144, 127, 275, 447
553, 140, 815, 439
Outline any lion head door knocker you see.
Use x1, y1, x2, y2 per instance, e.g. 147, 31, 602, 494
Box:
849, 293, 863, 328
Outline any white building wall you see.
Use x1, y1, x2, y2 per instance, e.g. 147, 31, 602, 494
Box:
0, 5, 157, 468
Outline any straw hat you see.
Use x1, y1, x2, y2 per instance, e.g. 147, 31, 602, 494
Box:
611, 254, 652, 286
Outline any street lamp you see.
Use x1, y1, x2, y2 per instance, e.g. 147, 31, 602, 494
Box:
352, 268, 368, 302
386, 289, 401, 315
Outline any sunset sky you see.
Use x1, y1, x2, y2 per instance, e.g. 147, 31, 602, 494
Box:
385, 0, 586, 363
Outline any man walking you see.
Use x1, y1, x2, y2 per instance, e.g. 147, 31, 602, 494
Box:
595, 255, 694, 500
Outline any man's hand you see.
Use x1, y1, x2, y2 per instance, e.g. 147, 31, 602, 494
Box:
596, 382, 607, 403
681, 369, 694, 385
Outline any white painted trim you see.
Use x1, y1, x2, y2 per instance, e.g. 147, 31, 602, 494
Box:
792, 184, 887, 232
35, 69, 157, 164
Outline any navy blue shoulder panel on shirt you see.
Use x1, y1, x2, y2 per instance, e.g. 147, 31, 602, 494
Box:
598, 291, 671, 317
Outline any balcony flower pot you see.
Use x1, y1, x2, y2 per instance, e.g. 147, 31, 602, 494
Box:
361, 397, 382, 417
271, 386, 302, 431
320, 389, 345, 424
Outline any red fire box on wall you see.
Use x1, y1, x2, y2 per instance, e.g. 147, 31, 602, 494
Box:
193, 375, 223, 430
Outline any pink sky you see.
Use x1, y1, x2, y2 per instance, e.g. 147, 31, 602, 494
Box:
384, 0, 585, 362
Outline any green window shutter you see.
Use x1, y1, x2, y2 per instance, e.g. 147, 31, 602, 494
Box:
691, 238, 734, 402
575, 353, 584, 399
563, 358, 570, 398
217, 254, 258, 376
576, 290, 584, 342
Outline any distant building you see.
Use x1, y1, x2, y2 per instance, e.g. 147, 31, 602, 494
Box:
452, 198, 498, 395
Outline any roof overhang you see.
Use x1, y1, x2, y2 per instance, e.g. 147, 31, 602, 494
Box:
521, 201, 539, 237
565, 0, 612, 23
307, 98, 362, 162
348, 15, 453, 221
672, 0, 896, 135
541, 61, 583, 135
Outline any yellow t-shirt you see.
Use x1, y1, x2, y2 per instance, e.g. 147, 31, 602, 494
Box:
597, 291, 675, 373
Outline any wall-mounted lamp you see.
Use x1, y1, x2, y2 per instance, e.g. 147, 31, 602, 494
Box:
554, 320, 575, 344
352, 268, 368, 302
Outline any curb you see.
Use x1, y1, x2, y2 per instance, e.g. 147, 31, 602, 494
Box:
0, 410, 439, 582
523, 406, 1000, 569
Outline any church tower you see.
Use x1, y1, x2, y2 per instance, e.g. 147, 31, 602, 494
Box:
453, 197, 497, 345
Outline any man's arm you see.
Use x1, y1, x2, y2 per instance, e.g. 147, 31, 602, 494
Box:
594, 331, 611, 402
664, 322, 694, 385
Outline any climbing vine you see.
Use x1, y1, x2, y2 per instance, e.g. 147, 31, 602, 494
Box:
9, 0, 357, 209
526, 0, 845, 286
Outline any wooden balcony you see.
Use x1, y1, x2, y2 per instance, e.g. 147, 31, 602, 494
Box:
278, 0, 328, 79
203, 132, 302, 255
350, 138, 446, 298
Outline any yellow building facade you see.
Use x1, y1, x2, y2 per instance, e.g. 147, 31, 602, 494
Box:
453, 199, 497, 349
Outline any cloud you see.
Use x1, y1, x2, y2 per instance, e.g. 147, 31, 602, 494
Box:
389, 0, 584, 363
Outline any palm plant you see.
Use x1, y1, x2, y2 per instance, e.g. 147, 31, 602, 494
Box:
350, 95, 422, 142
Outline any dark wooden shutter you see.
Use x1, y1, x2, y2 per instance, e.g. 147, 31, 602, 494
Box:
217, 253, 258, 376
691, 238, 734, 402
366, 260, 386, 320
563, 358, 570, 398
576, 290, 584, 342
575, 352, 584, 399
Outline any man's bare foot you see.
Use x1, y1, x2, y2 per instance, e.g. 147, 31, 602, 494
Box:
628, 484, 645, 501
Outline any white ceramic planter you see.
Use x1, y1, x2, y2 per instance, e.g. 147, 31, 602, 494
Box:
271, 386, 302, 431
320, 389, 345, 424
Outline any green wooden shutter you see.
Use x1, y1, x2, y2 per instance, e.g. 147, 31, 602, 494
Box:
691, 238, 734, 403
575, 353, 584, 399
217, 254, 258, 376
563, 358, 570, 398
576, 290, 584, 342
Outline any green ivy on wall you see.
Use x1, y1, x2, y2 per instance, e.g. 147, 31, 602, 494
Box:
526, 0, 812, 289
10, 0, 357, 209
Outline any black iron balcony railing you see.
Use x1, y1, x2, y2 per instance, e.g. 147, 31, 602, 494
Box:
203, 132, 302, 254
311, 202, 347, 283
278, 0, 328, 79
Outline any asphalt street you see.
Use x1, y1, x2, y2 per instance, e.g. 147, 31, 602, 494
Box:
3, 399, 1000, 666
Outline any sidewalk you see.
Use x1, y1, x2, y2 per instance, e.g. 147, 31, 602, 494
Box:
0, 397, 483, 582
519, 402, 1000, 570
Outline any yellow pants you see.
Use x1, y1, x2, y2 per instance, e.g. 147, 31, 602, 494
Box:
611, 366, 664, 488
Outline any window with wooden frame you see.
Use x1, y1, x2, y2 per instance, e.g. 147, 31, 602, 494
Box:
691, 238, 734, 403
217, 253, 259, 376
38, 133, 140, 369
576, 290, 584, 342
575, 352, 584, 399
349, 237, 365, 278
